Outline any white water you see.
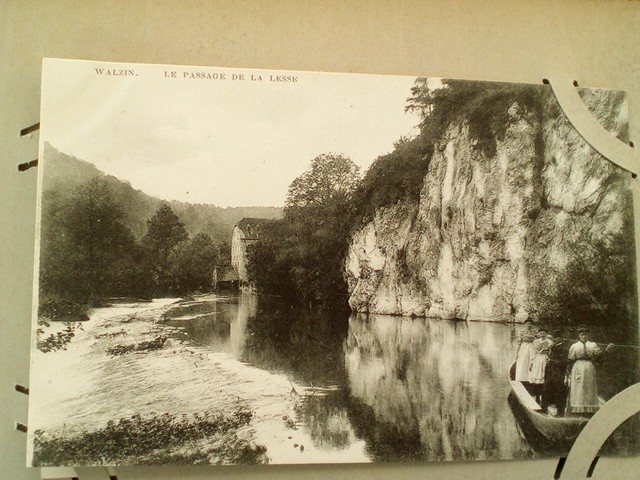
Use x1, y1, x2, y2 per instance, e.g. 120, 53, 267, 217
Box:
28, 297, 369, 465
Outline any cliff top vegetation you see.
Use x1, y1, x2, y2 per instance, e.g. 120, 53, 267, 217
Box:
351, 79, 545, 227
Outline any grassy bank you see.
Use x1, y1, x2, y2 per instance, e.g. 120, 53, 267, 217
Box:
32, 408, 268, 466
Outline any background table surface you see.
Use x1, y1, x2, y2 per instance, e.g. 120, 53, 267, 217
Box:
1, 1, 639, 479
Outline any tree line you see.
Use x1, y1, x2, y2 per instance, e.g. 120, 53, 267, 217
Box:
39, 177, 227, 317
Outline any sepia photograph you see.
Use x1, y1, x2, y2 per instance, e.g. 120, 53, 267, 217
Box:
28, 59, 639, 467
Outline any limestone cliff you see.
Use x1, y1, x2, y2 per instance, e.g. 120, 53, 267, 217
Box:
346, 86, 634, 322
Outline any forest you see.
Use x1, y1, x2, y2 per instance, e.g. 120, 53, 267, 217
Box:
39, 179, 228, 320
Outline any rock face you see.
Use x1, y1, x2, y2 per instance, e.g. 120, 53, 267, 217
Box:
346, 87, 634, 321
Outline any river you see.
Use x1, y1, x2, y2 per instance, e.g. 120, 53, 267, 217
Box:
28, 293, 639, 465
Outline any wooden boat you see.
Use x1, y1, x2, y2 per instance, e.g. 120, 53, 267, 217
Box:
508, 363, 604, 444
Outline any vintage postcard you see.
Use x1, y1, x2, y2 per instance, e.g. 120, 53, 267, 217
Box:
28, 59, 639, 467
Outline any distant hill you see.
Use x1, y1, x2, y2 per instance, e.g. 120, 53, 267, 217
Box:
41, 143, 282, 246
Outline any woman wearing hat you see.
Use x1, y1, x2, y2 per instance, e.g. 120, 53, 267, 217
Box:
515, 318, 537, 385
566, 325, 614, 415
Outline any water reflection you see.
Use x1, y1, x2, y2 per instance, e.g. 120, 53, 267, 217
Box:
164, 294, 638, 462
230, 292, 256, 356
295, 391, 358, 451
171, 295, 535, 461
164, 297, 235, 352
240, 300, 348, 386
344, 314, 533, 461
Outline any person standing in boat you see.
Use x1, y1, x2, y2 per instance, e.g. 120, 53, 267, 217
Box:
542, 328, 568, 415
515, 319, 537, 387
566, 325, 614, 416
529, 328, 554, 403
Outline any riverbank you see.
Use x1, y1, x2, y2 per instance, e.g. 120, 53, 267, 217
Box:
32, 407, 266, 466
29, 298, 274, 466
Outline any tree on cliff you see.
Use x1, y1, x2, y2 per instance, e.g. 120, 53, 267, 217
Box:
405, 77, 435, 118
350, 78, 545, 228
406, 78, 542, 157
142, 204, 189, 293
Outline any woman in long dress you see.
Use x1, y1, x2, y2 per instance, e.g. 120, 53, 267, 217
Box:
543, 328, 568, 415
515, 319, 537, 385
566, 325, 613, 415
529, 328, 554, 403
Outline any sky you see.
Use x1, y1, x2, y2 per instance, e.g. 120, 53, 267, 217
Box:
40, 59, 423, 207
